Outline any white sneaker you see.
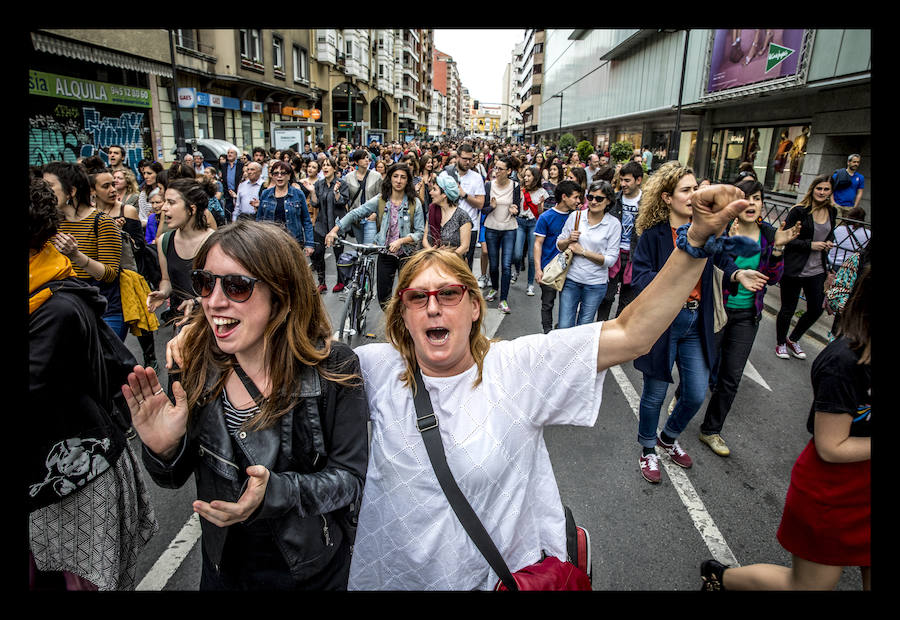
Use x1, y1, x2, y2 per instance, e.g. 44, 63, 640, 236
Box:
526, 285, 535, 296
484, 288, 498, 302
477, 275, 488, 288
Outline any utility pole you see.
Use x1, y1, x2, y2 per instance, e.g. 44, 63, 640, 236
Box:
670, 29, 690, 161
168, 29, 185, 160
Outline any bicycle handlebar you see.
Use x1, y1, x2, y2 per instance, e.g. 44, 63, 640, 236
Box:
340, 239, 387, 252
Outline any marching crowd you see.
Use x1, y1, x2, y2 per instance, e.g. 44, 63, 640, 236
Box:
28, 136, 870, 591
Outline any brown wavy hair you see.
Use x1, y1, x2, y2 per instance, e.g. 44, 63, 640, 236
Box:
174, 220, 359, 431
635, 160, 695, 236
383, 248, 491, 393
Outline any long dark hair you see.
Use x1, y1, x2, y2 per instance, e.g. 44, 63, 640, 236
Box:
381, 163, 418, 204
167, 178, 209, 231
835, 258, 871, 364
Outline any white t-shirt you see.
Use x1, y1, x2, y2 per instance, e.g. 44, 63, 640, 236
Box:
619, 190, 641, 251
348, 322, 607, 591
456, 168, 487, 232
557, 211, 622, 285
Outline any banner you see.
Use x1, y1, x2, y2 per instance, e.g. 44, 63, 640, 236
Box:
707, 29, 804, 94
29, 70, 152, 108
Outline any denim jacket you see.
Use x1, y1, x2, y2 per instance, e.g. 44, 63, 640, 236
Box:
257, 186, 314, 248
336, 194, 425, 251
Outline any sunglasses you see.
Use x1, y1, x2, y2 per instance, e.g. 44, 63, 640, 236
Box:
191, 270, 260, 303
397, 284, 468, 309
587, 194, 607, 202
271, 170, 288, 176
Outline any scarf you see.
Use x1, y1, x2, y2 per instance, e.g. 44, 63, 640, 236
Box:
29, 243, 74, 314
428, 202, 443, 247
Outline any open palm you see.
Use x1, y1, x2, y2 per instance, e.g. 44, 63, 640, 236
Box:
122, 365, 188, 459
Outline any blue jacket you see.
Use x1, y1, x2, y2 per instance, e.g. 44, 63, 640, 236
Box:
631, 221, 740, 383
337, 194, 425, 250
257, 185, 315, 248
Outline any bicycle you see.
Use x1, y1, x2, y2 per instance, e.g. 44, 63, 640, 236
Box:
335, 238, 386, 344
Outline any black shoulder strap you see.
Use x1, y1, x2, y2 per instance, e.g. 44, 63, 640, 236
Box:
412, 368, 518, 591
233, 362, 265, 406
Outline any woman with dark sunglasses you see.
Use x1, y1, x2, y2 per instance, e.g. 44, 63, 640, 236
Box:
555, 180, 621, 329
256, 160, 315, 257
147, 178, 215, 327
124, 220, 368, 590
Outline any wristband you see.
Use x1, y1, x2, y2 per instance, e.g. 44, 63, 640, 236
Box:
675, 224, 760, 259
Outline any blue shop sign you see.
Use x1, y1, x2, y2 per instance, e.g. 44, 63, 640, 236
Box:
196, 92, 240, 110
242, 100, 263, 113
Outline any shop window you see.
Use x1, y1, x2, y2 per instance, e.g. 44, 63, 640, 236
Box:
197, 107, 208, 140
178, 109, 195, 141
707, 124, 810, 195
677, 131, 698, 171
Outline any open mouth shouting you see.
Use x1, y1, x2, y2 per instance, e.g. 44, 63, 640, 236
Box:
425, 327, 450, 345
212, 316, 241, 338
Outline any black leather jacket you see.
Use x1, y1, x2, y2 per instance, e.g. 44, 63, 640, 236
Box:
142, 343, 368, 582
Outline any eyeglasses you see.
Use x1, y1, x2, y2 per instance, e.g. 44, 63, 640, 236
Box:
397, 284, 468, 309
191, 270, 260, 303
587, 194, 607, 202
271, 170, 288, 176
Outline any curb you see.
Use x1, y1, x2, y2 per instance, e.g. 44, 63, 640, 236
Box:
762, 288, 833, 347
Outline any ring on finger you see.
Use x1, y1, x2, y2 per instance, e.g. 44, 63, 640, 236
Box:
153, 388, 165, 396
136, 399, 144, 406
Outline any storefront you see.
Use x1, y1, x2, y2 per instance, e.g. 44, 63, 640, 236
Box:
28, 69, 154, 177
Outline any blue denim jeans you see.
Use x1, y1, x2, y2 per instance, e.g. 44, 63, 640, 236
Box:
484, 227, 516, 301
513, 217, 536, 286
637, 307, 710, 449
558, 279, 607, 329
102, 312, 128, 341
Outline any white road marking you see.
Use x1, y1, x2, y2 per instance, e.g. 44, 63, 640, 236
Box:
136, 512, 202, 591
482, 308, 504, 339
742, 360, 771, 391
609, 365, 740, 567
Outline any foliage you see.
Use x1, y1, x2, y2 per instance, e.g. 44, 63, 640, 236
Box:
576, 140, 594, 163
558, 133, 577, 153
610, 141, 635, 164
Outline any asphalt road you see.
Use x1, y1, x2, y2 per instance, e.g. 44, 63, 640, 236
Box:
123, 248, 862, 591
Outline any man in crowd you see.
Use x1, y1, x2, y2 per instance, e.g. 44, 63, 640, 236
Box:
832, 153, 864, 217
597, 160, 644, 321
192, 151, 210, 176
220, 148, 243, 221
585, 153, 602, 185
232, 161, 263, 221
107, 145, 127, 172
252, 147, 269, 184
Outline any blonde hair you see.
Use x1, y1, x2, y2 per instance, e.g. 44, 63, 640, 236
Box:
635, 160, 695, 235
383, 248, 491, 393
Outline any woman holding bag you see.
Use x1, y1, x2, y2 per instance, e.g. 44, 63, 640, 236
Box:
555, 180, 621, 329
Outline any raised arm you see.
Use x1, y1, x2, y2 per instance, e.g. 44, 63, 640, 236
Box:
596, 184, 749, 372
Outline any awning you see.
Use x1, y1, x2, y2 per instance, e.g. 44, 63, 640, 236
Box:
31, 32, 173, 78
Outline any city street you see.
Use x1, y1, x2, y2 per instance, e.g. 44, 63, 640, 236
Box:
123, 248, 861, 591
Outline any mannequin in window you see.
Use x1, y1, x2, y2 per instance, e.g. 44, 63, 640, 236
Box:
788, 127, 809, 187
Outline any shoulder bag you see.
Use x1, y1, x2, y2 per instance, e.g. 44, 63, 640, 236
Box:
412, 368, 592, 591
540, 210, 581, 292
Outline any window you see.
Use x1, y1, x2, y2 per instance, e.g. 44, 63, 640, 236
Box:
346, 40, 353, 56
242, 112, 253, 150
240, 29, 262, 62
273, 35, 284, 71
175, 29, 196, 50
379, 64, 384, 78
197, 107, 208, 139
706, 124, 810, 196
293, 45, 309, 83
178, 109, 194, 140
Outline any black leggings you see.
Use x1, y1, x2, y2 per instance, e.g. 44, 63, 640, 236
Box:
376, 253, 411, 310
776, 272, 827, 345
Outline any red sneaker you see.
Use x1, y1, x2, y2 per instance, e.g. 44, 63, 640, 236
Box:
639, 452, 661, 483
786, 339, 807, 360
657, 436, 693, 468
333, 283, 345, 293
317, 284, 327, 294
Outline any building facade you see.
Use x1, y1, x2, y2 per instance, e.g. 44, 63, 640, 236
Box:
536, 29, 871, 214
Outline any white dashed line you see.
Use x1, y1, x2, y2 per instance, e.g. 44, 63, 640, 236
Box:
136, 512, 202, 591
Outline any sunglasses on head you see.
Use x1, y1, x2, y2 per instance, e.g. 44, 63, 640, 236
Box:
397, 284, 468, 309
191, 270, 260, 303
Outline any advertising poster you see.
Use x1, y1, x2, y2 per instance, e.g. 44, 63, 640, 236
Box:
707, 29, 804, 94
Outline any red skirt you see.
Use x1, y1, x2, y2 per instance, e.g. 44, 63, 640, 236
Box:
777, 439, 870, 566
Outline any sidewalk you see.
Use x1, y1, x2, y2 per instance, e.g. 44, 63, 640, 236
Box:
762, 285, 834, 346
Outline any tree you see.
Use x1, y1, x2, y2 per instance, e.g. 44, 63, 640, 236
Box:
558, 133, 576, 153
576, 140, 594, 163
610, 141, 634, 164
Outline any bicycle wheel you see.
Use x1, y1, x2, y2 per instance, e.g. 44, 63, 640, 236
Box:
356, 263, 374, 333
337, 283, 357, 344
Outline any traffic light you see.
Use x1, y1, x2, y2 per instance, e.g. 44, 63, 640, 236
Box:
473, 100, 479, 110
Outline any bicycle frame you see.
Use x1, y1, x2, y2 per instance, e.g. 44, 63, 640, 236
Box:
336, 239, 386, 343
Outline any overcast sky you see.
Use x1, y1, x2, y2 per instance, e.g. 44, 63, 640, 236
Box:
433, 29, 526, 105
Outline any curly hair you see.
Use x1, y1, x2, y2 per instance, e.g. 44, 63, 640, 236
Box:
30, 179, 61, 251
635, 160, 695, 236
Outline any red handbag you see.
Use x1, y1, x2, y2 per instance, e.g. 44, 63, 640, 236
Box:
413, 368, 593, 591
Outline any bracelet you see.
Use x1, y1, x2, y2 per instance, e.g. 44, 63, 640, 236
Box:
773, 245, 785, 252
675, 224, 760, 259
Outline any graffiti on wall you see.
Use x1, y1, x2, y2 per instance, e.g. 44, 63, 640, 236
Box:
29, 101, 151, 177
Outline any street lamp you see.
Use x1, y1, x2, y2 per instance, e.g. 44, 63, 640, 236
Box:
549, 92, 564, 134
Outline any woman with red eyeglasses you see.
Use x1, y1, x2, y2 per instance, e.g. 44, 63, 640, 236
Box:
123, 220, 368, 590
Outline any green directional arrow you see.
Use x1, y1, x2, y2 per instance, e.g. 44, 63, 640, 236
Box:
765, 42, 796, 73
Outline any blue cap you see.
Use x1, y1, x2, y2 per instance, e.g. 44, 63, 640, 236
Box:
435, 173, 460, 203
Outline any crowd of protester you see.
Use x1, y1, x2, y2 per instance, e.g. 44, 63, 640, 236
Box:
27, 135, 870, 591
